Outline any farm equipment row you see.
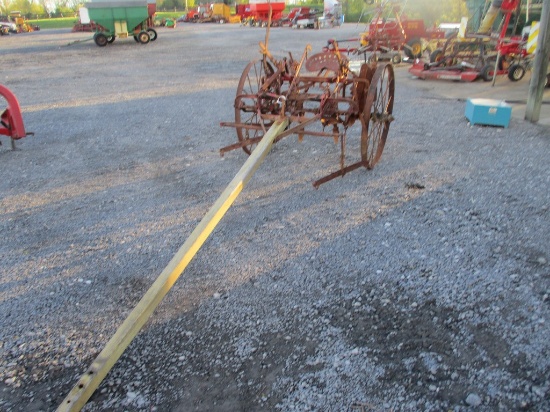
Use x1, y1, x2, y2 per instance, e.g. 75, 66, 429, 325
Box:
357, 2, 448, 62
0, 11, 40, 34
408, 0, 539, 83
180, 0, 342, 29
313, 0, 452, 66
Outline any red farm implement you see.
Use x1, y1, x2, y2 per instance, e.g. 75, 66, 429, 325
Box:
362, 8, 445, 60
0, 85, 33, 150
408, 0, 530, 83
237, 2, 286, 27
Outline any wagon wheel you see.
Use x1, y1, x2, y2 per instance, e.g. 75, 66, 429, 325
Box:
147, 28, 157, 41
404, 37, 422, 59
137, 31, 150, 44
361, 63, 394, 169
234, 60, 281, 155
507, 63, 525, 82
430, 49, 444, 64
480, 64, 495, 82
94, 33, 108, 47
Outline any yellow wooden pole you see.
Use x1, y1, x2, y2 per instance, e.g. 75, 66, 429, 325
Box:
57, 119, 289, 412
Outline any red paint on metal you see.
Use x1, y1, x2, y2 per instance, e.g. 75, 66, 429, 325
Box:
0, 84, 28, 140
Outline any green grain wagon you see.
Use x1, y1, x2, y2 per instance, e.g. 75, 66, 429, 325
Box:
80, 0, 157, 47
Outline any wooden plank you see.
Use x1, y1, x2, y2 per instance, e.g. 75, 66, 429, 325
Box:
57, 118, 289, 412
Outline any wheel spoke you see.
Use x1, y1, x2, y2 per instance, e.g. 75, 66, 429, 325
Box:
234, 60, 279, 154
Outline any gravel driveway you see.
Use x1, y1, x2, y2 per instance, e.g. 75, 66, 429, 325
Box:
1, 24, 549, 411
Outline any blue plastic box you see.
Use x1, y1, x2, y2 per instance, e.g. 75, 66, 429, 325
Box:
465, 98, 512, 128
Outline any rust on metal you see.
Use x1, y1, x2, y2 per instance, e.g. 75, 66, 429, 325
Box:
221, 29, 395, 187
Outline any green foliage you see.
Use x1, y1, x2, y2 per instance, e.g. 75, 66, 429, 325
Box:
156, 11, 183, 19
403, 0, 466, 26
156, 0, 194, 12
350, 0, 467, 25
29, 3, 45, 16
8, 0, 32, 14
28, 17, 77, 29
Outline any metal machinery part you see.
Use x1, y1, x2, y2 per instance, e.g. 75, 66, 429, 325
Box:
221, 38, 395, 188
0, 84, 34, 149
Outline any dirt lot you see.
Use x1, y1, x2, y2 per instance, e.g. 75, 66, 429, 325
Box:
1, 24, 549, 411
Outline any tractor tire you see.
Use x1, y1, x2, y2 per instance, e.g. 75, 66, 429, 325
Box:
137, 31, 150, 44
391, 53, 402, 65
507, 63, 525, 82
480, 64, 494, 82
430, 49, 444, 64
107, 36, 115, 43
94, 33, 108, 47
147, 28, 157, 41
404, 38, 422, 59
546, 73, 550, 88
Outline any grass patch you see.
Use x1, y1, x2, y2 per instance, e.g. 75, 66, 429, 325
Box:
29, 17, 79, 30
28, 12, 183, 30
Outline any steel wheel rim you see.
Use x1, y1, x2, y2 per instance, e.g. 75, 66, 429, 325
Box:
234, 60, 277, 155
94, 33, 108, 47
512, 66, 524, 81
138, 32, 150, 44
411, 43, 422, 57
361, 63, 394, 169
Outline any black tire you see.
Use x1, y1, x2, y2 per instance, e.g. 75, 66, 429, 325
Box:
391, 53, 401, 65
147, 28, 157, 41
546, 73, 550, 88
133, 35, 139, 42
137, 31, 150, 44
107, 35, 115, 43
94, 33, 108, 47
480, 64, 495, 82
430, 49, 444, 64
404, 37, 422, 59
507, 63, 525, 82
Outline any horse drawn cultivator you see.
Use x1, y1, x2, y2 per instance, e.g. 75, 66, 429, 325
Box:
220, 28, 395, 187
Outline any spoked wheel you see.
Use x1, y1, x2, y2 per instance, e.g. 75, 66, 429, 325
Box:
361, 63, 395, 169
234, 60, 280, 155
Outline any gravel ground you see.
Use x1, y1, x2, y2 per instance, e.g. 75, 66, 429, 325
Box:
1, 24, 549, 412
